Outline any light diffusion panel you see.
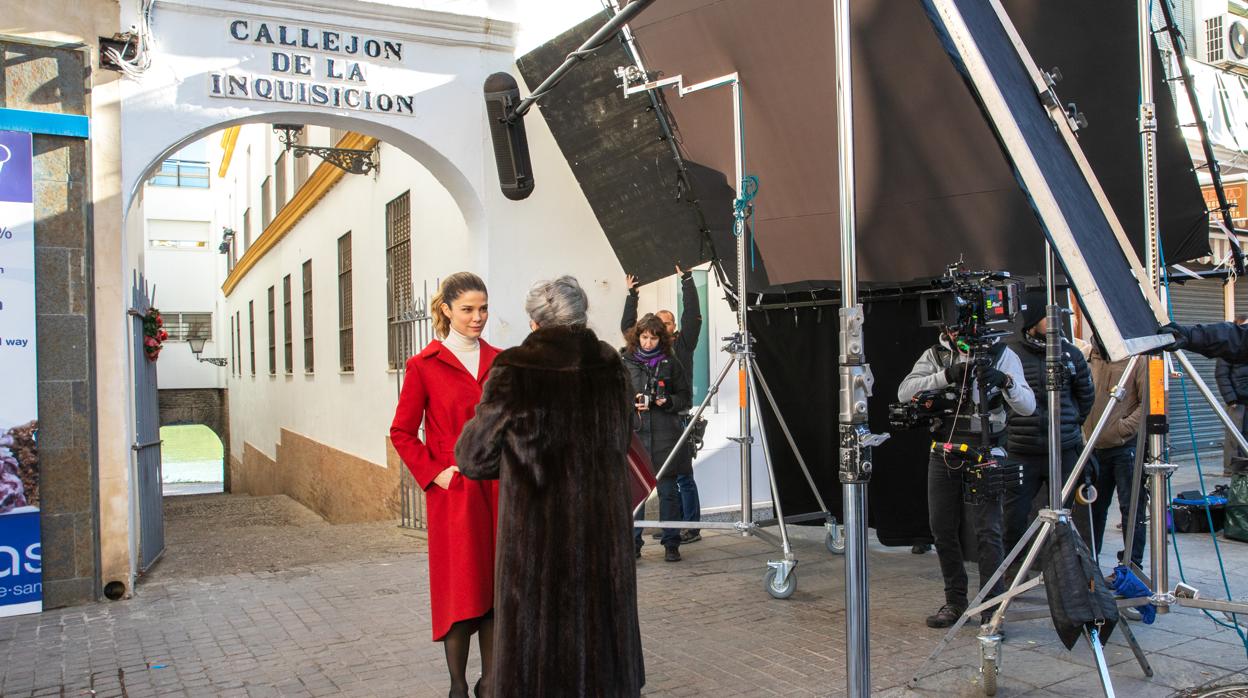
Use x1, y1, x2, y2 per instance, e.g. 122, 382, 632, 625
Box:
515, 14, 723, 287
920, 0, 1169, 360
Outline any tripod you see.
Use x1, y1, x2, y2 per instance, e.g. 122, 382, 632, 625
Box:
617, 66, 843, 599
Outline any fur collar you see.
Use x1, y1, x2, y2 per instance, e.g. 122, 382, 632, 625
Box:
496, 325, 617, 372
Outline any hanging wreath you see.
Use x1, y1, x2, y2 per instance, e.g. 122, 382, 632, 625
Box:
142, 308, 168, 362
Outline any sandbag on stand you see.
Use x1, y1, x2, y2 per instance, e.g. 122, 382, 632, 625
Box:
1041, 521, 1120, 649
1227, 458, 1248, 543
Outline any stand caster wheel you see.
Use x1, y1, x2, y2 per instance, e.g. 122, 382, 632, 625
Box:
764, 567, 796, 599
980, 644, 1000, 696
981, 656, 998, 696
826, 527, 845, 555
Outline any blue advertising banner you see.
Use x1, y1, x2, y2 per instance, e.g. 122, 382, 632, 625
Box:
0, 129, 41, 617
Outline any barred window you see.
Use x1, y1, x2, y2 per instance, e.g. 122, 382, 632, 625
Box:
261, 176, 273, 229
243, 208, 252, 250
275, 151, 288, 211
267, 286, 276, 375
283, 274, 293, 374
163, 312, 213, 342
230, 314, 237, 375
248, 303, 256, 376
386, 191, 413, 370
236, 310, 242, 377
338, 232, 354, 372
303, 259, 314, 373
294, 130, 311, 191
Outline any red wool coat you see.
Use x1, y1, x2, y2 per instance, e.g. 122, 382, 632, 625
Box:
390, 339, 500, 641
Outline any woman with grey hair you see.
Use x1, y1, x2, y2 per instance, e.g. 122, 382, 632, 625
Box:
524, 274, 588, 329
457, 274, 645, 696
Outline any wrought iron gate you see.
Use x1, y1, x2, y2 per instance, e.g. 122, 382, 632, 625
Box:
131, 273, 165, 571
396, 280, 434, 529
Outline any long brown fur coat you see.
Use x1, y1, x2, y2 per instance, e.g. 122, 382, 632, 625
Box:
456, 325, 645, 697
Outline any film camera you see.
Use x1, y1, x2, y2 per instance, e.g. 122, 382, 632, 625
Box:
919, 264, 1023, 344
889, 265, 1024, 433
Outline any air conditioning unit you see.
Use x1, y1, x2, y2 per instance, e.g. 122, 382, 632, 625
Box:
1202, 14, 1248, 72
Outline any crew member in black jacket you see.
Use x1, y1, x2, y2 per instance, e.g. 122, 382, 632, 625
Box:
1004, 292, 1096, 557
1215, 315, 1248, 476
623, 266, 704, 543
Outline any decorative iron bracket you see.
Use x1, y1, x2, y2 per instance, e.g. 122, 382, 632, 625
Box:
273, 124, 378, 175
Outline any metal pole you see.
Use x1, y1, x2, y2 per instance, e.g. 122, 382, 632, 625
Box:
732, 80, 754, 532
510, 0, 656, 119
834, 0, 870, 694
1140, 0, 1159, 287
1139, 0, 1173, 608
1045, 246, 1063, 513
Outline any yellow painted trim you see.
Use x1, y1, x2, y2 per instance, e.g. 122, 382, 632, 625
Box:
217, 126, 241, 178
222, 133, 378, 297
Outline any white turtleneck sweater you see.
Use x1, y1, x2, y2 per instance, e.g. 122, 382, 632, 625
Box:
443, 326, 481, 379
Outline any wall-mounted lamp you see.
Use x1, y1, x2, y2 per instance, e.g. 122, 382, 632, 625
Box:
218, 227, 235, 254
273, 124, 378, 175
187, 335, 228, 367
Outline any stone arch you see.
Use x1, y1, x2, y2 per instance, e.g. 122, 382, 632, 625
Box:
156, 391, 229, 490
122, 111, 486, 238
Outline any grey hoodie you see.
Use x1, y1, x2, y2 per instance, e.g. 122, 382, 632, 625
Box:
897, 335, 1036, 437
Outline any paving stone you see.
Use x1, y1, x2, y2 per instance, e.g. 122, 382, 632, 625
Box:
2, 492, 1246, 695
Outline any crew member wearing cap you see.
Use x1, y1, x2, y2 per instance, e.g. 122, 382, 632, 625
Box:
1003, 291, 1096, 564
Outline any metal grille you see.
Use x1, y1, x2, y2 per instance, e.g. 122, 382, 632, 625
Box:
283, 275, 293, 374
230, 314, 237, 375
131, 273, 165, 571
397, 279, 435, 530
267, 286, 276, 375
1208, 15, 1225, 64
248, 303, 256, 375
243, 208, 252, 249
261, 176, 273, 229
294, 130, 311, 190
275, 152, 288, 210
303, 260, 313, 373
338, 232, 354, 371
386, 192, 413, 370
1168, 278, 1225, 455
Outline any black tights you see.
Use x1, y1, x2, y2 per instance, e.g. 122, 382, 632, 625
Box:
443, 611, 494, 696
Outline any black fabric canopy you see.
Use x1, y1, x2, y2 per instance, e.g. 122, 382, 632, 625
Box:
520, 0, 1208, 289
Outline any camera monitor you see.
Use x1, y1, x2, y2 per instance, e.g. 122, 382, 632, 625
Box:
920, 0, 1169, 361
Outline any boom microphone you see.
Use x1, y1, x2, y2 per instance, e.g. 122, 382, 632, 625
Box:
483, 72, 534, 201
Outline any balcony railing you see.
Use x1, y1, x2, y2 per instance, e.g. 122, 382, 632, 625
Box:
149, 159, 210, 188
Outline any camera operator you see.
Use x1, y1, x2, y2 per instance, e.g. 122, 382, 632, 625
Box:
623, 314, 692, 562
899, 324, 1035, 629
1003, 292, 1095, 563
624, 266, 705, 544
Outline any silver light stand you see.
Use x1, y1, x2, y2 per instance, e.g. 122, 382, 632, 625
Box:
1117, 0, 1248, 631
920, 5, 1248, 689
619, 69, 842, 599
833, 0, 890, 694
912, 252, 1151, 697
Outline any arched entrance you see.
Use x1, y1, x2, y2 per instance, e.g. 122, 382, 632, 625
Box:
103, 0, 625, 599
109, 0, 517, 594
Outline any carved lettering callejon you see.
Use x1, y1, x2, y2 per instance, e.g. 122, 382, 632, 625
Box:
212, 18, 414, 116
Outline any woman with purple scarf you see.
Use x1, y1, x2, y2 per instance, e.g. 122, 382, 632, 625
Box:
622, 314, 692, 562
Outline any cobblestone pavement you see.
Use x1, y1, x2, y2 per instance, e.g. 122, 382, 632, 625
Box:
1, 492, 1246, 697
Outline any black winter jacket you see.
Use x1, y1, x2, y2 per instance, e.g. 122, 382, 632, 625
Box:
1005, 333, 1096, 455
1216, 358, 1248, 405
1173, 321, 1248, 362
622, 351, 693, 477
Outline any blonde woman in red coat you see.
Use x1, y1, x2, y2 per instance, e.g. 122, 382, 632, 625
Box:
390, 272, 499, 698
